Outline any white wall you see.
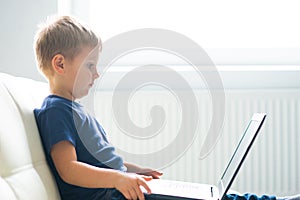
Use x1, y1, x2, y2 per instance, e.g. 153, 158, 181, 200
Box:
0, 0, 57, 81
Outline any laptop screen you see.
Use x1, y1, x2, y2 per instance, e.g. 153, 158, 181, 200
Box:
218, 113, 266, 199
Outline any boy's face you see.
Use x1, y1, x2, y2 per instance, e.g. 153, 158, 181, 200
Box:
65, 46, 100, 99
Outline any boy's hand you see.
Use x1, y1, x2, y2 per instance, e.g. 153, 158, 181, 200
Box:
124, 162, 163, 179
137, 168, 163, 179
115, 172, 152, 200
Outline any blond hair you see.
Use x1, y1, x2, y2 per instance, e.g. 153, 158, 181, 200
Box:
34, 15, 100, 78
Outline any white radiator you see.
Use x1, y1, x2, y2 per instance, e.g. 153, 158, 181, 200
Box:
91, 89, 300, 196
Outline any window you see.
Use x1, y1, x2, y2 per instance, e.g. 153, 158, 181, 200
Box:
60, 0, 300, 65
58, 0, 300, 89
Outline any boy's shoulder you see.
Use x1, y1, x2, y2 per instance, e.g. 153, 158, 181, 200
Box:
35, 95, 76, 116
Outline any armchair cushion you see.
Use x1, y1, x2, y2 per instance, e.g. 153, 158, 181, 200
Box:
0, 73, 60, 200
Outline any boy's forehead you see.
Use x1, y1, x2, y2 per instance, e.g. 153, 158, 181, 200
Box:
86, 46, 100, 60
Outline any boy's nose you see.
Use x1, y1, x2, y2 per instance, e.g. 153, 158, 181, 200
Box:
94, 70, 100, 79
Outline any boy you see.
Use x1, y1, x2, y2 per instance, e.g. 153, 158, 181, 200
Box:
33, 15, 162, 200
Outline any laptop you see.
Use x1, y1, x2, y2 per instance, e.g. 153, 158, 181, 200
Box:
143, 113, 267, 200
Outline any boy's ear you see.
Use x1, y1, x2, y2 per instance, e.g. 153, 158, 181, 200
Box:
52, 54, 65, 74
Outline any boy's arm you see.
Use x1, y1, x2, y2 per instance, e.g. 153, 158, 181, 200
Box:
124, 162, 163, 179
51, 141, 151, 200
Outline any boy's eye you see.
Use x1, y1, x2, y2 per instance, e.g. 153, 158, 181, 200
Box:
86, 63, 95, 70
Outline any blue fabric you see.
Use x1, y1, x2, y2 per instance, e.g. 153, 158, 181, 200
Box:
34, 95, 127, 200
225, 194, 277, 200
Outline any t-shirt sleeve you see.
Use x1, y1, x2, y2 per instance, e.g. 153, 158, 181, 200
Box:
38, 107, 77, 154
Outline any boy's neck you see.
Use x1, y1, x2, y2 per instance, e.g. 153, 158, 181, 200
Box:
49, 80, 75, 101
51, 90, 75, 101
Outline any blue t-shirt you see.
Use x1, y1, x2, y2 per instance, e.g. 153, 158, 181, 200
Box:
34, 95, 127, 200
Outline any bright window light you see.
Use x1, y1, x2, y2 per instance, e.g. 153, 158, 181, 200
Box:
61, 0, 300, 65
89, 0, 300, 49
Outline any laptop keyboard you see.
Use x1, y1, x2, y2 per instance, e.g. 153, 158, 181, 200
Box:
144, 179, 214, 199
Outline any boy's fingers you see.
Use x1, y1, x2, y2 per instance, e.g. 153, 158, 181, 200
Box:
142, 175, 153, 181
155, 170, 163, 176
152, 171, 163, 179
120, 189, 131, 200
128, 187, 138, 200
134, 184, 145, 200
139, 178, 152, 194
147, 170, 163, 178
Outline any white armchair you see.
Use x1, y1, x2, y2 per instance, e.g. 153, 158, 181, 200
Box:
0, 73, 60, 200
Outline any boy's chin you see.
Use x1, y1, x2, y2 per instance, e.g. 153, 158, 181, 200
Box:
73, 90, 90, 100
